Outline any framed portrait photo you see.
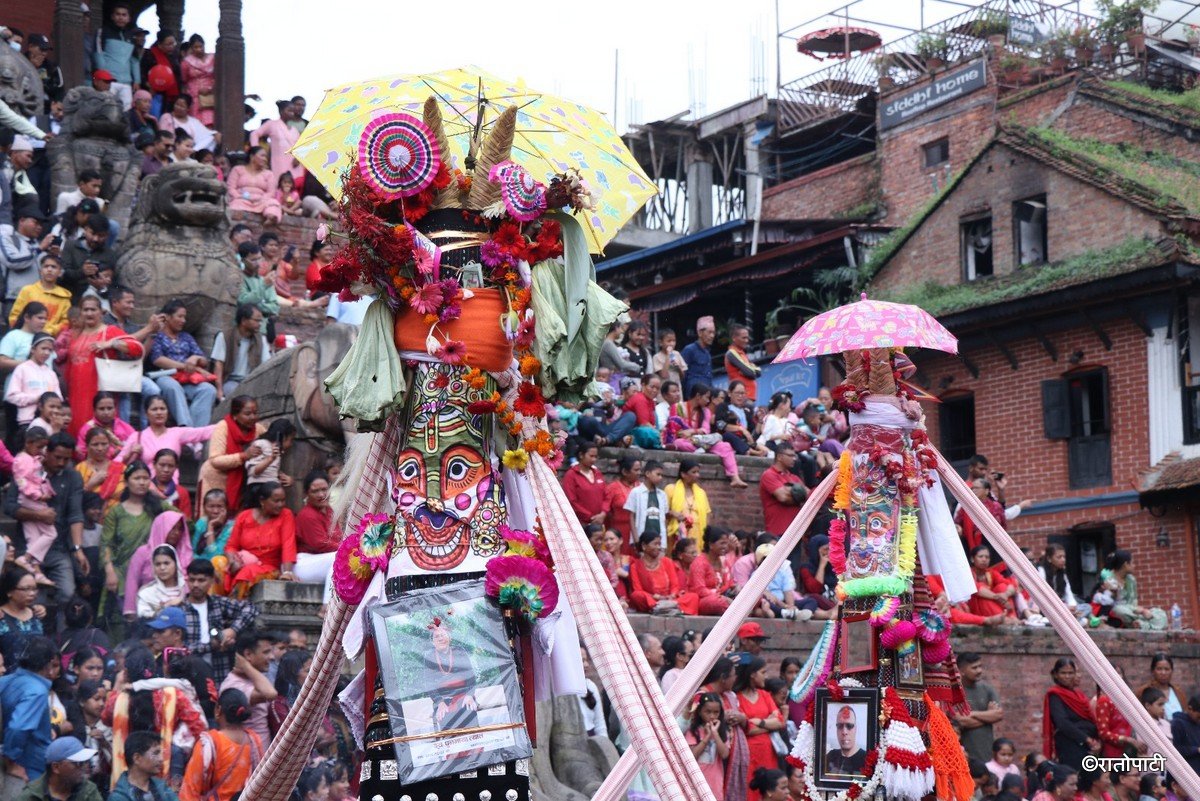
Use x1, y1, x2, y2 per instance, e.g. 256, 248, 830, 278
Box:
814, 687, 880, 790
839, 613, 877, 675
369, 579, 532, 784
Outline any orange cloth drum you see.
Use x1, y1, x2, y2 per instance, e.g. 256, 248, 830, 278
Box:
393, 287, 514, 372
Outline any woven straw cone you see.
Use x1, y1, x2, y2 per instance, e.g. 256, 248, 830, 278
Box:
843, 350, 868, 388
867, 347, 897, 395
466, 106, 517, 210
423, 97, 461, 211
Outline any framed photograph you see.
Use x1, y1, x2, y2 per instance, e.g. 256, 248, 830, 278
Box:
370, 579, 532, 784
814, 687, 880, 790
895, 641, 924, 689
839, 613, 877, 675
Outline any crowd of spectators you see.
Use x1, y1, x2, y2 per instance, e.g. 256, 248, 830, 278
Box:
0, 12, 363, 801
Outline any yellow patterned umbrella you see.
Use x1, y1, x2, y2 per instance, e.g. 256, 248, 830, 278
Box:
292, 65, 656, 254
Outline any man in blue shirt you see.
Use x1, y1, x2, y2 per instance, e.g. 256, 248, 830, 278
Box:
0, 636, 58, 786
681, 315, 716, 397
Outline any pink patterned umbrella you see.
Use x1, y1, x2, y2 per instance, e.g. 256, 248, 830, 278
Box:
773, 292, 957, 363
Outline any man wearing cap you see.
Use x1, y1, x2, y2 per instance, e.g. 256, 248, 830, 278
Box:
682, 316, 716, 397
825, 704, 868, 776
0, 636, 59, 790
737, 621, 770, 656
16, 737, 103, 801
1, 208, 57, 317
8, 136, 42, 211
24, 35, 64, 114
90, 69, 116, 95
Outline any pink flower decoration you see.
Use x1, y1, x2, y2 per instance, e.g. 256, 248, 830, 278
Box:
435, 339, 467, 364
484, 554, 559, 620
410, 282, 444, 315
332, 533, 374, 605
515, 317, 536, 350
316, 223, 328, 242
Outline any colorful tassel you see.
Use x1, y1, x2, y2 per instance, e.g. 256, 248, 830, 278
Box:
922, 638, 951, 664
881, 688, 935, 801
896, 509, 918, 579
833, 450, 852, 510
926, 692, 975, 801
917, 608, 949, 643
841, 575, 908, 598
879, 619, 917, 648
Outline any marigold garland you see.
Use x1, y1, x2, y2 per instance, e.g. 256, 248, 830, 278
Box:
833, 450, 852, 510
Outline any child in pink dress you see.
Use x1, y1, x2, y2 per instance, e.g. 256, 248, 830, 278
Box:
686, 692, 731, 800
12, 426, 56, 585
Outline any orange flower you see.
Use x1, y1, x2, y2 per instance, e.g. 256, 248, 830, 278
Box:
398, 284, 416, 300
423, 313, 438, 325
465, 368, 488, 390
519, 354, 542, 377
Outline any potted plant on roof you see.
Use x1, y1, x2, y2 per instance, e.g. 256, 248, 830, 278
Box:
1044, 33, 1070, 73
916, 34, 950, 72
1098, 0, 1159, 57
972, 10, 1010, 50
875, 53, 897, 92
998, 50, 1034, 85
1066, 24, 1097, 66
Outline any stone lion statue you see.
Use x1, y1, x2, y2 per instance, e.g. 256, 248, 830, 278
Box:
46, 86, 138, 229
0, 43, 43, 117
115, 162, 240, 350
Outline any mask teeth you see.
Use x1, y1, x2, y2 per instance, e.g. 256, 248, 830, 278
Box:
466, 105, 517, 211
423, 96, 462, 211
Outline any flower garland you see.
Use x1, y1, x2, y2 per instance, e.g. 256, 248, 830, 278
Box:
331, 513, 396, 605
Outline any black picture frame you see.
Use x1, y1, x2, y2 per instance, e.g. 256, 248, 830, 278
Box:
896, 640, 924, 689
814, 687, 881, 790
839, 613, 878, 675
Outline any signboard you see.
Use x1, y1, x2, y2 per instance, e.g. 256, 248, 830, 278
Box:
1008, 15, 1049, 46
879, 58, 988, 131
713, 357, 820, 404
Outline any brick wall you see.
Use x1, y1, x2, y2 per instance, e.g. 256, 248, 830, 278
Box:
877, 77, 999, 226
626, 614, 1200, 759
3, 6, 55, 42
762, 154, 879, 220
869, 142, 1164, 294
916, 318, 1200, 624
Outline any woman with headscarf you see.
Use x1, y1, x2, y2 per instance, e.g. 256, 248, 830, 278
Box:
135, 544, 185, 619
123, 510, 190, 619
1043, 657, 1100, 771
797, 534, 838, 611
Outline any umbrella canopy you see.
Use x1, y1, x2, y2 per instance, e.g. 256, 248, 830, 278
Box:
291, 65, 656, 254
773, 293, 958, 363
796, 27, 883, 59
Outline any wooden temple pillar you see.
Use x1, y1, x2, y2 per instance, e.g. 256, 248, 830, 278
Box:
53, 0, 85, 87
215, 0, 245, 151
156, 0, 186, 37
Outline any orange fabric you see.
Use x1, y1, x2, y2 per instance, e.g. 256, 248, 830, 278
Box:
926, 692, 975, 801
392, 287, 513, 372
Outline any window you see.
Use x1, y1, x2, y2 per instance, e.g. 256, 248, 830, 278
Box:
1042, 369, 1112, 488
938, 393, 976, 465
1014, 195, 1047, 266
1048, 523, 1115, 600
961, 216, 993, 281
922, 138, 950, 168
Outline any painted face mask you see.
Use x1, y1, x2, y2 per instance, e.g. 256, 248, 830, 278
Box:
392, 363, 505, 573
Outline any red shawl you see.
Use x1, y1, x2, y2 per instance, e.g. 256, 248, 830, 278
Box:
1043, 684, 1095, 759
223, 415, 257, 511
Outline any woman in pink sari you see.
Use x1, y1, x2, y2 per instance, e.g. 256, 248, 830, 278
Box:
227, 147, 283, 223
181, 34, 215, 127
249, 101, 302, 185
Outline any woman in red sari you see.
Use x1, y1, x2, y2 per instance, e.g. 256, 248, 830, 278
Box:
224, 481, 297, 597
67, 297, 142, 437
628, 532, 699, 615
689, 525, 734, 615
965, 544, 1017, 619
736, 656, 785, 801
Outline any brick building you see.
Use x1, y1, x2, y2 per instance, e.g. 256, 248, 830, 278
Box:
856, 74, 1200, 625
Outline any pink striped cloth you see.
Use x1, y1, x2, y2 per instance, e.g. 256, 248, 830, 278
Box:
526, 453, 717, 800
592, 469, 839, 801
934, 449, 1200, 801
242, 421, 401, 801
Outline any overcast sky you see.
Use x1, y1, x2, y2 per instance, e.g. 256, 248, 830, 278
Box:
143, 0, 1076, 128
